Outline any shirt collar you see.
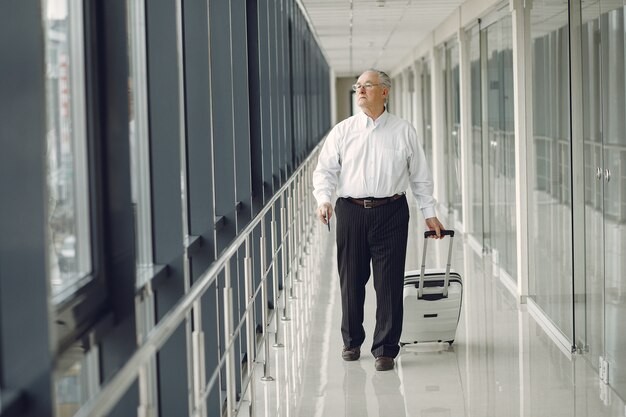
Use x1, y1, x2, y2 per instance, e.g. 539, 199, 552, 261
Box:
360, 108, 389, 129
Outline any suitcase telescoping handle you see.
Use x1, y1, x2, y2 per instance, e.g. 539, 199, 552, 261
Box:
419, 230, 455, 299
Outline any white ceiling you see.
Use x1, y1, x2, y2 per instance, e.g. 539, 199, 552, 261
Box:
300, 0, 466, 77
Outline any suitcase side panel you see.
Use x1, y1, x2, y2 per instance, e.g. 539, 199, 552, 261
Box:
400, 282, 462, 344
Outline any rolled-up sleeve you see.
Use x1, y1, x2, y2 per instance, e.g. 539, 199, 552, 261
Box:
407, 127, 437, 219
312, 127, 342, 206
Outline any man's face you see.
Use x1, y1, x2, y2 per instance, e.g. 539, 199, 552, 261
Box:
355, 71, 387, 109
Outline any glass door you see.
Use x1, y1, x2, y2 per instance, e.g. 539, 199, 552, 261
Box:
581, 0, 626, 398
482, 16, 518, 283
528, 0, 574, 346
444, 42, 463, 226
467, 25, 484, 248
580, 0, 605, 377
599, 0, 626, 398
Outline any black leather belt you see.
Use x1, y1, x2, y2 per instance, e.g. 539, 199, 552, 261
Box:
345, 194, 404, 209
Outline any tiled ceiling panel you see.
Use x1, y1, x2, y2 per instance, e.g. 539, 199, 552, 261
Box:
301, 0, 465, 76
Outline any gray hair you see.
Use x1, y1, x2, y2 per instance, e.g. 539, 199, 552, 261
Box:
366, 68, 392, 89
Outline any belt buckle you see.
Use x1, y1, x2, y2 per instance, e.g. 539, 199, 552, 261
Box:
363, 199, 373, 209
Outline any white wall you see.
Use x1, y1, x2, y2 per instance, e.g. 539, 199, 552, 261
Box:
335, 76, 357, 123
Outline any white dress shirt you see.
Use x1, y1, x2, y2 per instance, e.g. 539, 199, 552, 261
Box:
312, 110, 436, 219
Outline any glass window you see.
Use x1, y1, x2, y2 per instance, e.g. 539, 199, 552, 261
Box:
44, 0, 92, 302
528, 0, 572, 338
444, 41, 462, 223
467, 25, 483, 246
408, 69, 416, 127
127, 0, 153, 276
421, 59, 433, 165
54, 347, 99, 417
484, 16, 517, 282
127, 0, 159, 411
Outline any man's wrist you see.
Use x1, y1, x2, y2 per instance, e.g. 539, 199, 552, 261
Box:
316, 197, 331, 207
422, 207, 436, 219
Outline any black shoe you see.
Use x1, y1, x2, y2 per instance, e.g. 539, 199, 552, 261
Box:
375, 356, 394, 371
342, 346, 361, 361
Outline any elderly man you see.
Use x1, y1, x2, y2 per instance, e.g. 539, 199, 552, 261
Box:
312, 69, 444, 371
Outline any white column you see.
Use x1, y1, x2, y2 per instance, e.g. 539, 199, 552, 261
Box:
510, 0, 531, 300
392, 75, 401, 114
431, 46, 446, 208
395, 71, 406, 119
458, 27, 471, 234
403, 67, 412, 121
412, 59, 423, 135
330, 69, 337, 126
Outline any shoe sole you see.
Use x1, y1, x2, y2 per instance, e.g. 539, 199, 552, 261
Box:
375, 359, 394, 371
342, 354, 360, 361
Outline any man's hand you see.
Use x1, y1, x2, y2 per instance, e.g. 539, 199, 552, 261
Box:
316, 202, 333, 225
425, 216, 445, 239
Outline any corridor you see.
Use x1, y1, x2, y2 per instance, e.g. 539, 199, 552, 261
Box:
244, 202, 626, 417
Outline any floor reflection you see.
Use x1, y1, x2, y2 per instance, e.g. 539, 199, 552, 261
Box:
242, 201, 626, 417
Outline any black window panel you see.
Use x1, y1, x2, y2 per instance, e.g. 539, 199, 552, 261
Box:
86, 2, 138, 414
181, 0, 220, 410
91, 0, 136, 316
298, 18, 305, 163
324, 65, 330, 130
309, 50, 315, 138
290, 13, 298, 165
231, 0, 253, 232
146, 1, 184, 267
246, 0, 266, 341
320, 65, 325, 132
0, 3, 53, 415
183, 0, 216, 267
320, 61, 325, 134
311, 53, 317, 142
293, 16, 303, 165
287, 20, 296, 173
277, 0, 287, 183
99, 321, 139, 416
316, 59, 321, 139
315, 50, 322, 137
297, 14, 304, 164
268, 0, 281, 189
145, 0, 187, 415
309, 42, 314, 147
208, 0, 241, 395
258, 0, 275, 202
209, 0, 237, 253
283, 6, 294, 176
278, 2, 288, 181
247, 0, 264, 215
293, 14, 300, 164
303, 37, 311, 154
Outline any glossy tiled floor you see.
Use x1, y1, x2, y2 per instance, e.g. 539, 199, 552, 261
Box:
240, 202, 626, 417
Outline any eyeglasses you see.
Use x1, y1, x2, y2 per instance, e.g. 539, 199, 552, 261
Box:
352, 82, 382, 91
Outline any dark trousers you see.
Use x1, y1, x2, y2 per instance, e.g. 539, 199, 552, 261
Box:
335, 195, 409, 358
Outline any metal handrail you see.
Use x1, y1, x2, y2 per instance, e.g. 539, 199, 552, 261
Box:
75, 141, 324, 417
